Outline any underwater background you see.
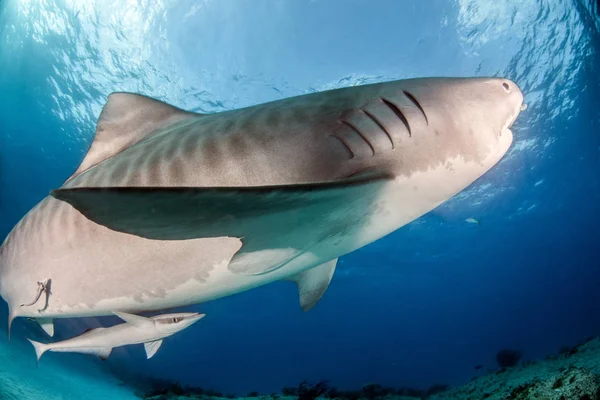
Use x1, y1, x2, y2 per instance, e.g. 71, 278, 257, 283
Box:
0, 0, 599, 398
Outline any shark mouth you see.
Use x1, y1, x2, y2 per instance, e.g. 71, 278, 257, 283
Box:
502, 101, 526, 136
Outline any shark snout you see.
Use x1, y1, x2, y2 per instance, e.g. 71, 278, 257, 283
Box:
500, 79, 525, 128
178, 312, 206, 328
489, 78, 525, 138
499, 79, 523, 99
153, 311, 206, 335
185, 313, 205, 322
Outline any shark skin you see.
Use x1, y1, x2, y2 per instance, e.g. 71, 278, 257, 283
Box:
0, 77, 525, 338
27, 312, 205, 363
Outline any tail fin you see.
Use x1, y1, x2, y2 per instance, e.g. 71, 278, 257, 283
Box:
27, 338, 48, 364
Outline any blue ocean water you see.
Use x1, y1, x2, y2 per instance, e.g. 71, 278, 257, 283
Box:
0, 0, 599, 397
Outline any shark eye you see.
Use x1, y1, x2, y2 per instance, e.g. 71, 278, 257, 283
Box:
502, 82, 511, 93
172, 318, 179, 323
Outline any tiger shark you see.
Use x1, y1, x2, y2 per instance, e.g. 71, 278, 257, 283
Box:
0, 77, 525, 339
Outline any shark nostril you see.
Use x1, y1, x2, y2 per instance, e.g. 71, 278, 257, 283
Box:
502, 82, 511, 93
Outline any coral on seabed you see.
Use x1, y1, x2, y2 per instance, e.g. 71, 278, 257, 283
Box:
141, 338, 600, 400
143, 379, 446, 400
429, 337, 600, 400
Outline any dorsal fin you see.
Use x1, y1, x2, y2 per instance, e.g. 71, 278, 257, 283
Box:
113, 311, 155, 329
67, 92, 197, 181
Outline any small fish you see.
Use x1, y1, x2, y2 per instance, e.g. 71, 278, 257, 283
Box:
474, 364, 483, 370
27, 311, 204, 363
465, 217, 481, 225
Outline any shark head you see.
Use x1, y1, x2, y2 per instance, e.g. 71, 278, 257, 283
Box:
429, 77, 524, 145
151, 312, 205, 335
346, 77, 526, 219
392, 77, 525, 171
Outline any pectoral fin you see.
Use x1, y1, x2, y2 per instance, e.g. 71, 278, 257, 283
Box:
52, 170, 390, 275
91, 347, 112, 360
113, 312, 155, 329
37, 318, 54, 337
96, 348, 112, 361
71, 347, 113, 360
144, 340, 163, 359
50, 170, 392, 241
287, 258, 338, 311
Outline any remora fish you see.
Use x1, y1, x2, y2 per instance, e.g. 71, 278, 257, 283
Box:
27, 312, 204, 362
0, 77, 525, 338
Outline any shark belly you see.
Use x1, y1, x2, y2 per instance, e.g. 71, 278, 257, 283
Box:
257, 133, 513, 279
159, 133, 514, 301
329, 133, 513, 257
1, 199, 243, 319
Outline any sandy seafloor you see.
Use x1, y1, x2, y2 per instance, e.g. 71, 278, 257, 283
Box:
2, 337, 600, 399
0, 336, 137, 399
